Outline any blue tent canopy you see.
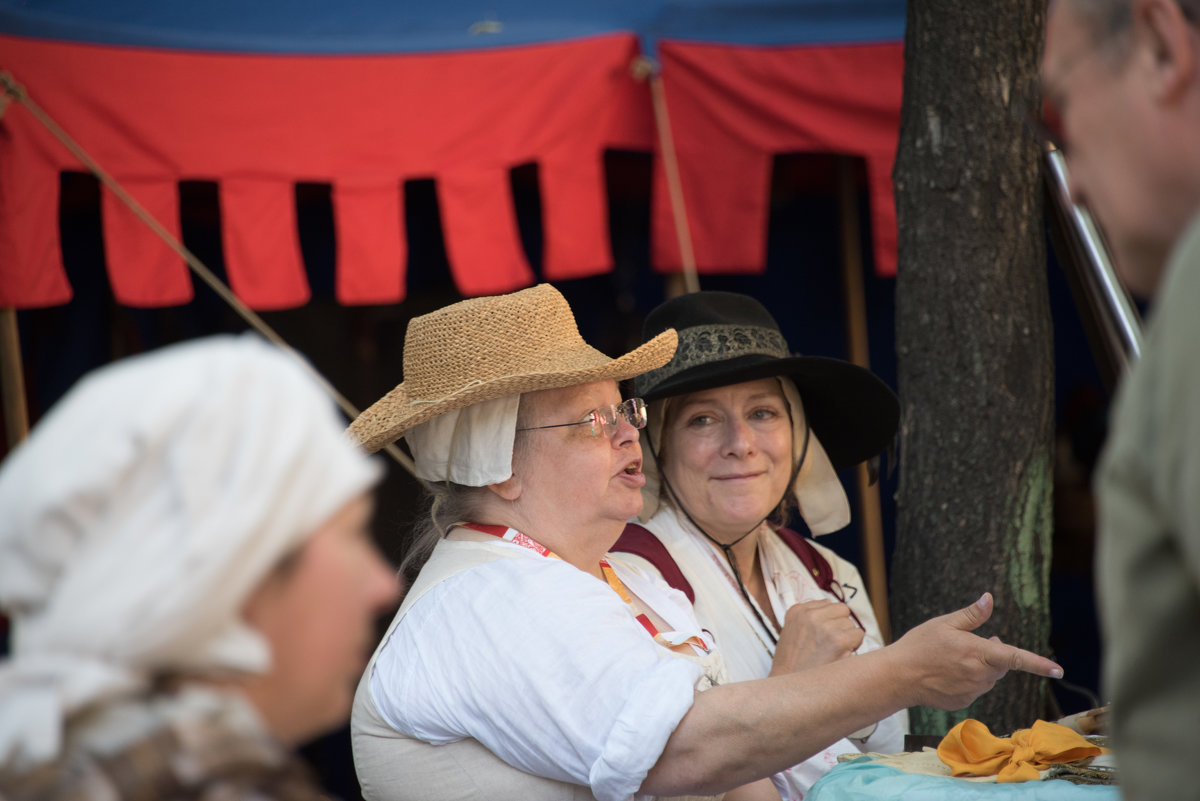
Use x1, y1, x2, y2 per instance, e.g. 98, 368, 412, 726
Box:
0, 0, 904, 53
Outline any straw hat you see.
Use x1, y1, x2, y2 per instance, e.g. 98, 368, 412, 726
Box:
349, 284, 678, 453
634, 291, 897, 470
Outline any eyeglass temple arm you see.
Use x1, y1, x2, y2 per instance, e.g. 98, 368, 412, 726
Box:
516, 420, 592, 432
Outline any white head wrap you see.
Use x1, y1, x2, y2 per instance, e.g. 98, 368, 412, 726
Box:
404, 394, 519, 486
0, 335, 381, 771
779, 377, 851, 534
638, 376, 850, 534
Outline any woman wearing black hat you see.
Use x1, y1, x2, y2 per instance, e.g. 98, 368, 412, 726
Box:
614, 291, 906, 799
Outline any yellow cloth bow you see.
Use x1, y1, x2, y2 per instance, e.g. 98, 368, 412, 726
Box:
937, 719, 1107, 782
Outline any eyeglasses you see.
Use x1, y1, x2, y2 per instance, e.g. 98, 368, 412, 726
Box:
517, 397, 648, 439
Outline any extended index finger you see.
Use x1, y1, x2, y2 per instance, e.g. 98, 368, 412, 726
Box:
983, 640, 1064, 679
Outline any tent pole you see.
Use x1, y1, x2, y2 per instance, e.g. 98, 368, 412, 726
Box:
836, 157, 892, 643
641, 60, 699, 296
0, 82, 26, 449
1, 308, 30, 449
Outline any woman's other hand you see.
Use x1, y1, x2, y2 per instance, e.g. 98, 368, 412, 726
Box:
890, 592, 1064, 710
769, 600, 864, 676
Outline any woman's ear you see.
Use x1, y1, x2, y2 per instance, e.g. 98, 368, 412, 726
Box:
487, 475, 523, 501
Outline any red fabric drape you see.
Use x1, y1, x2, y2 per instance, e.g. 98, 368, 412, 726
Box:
652, 41, 904, 277
0, 34, 651, 309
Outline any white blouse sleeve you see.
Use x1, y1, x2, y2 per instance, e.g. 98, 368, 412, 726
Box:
370, 553, 704, 801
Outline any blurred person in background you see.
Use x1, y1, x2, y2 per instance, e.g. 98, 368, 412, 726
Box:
0, 335, 399, 799
1043, 1, 1200, 798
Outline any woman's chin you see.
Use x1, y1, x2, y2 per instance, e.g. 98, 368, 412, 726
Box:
703, 507, 773, 537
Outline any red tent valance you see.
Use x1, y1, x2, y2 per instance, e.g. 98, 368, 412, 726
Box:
654, 41, 902, 277
0, 33, 901, 310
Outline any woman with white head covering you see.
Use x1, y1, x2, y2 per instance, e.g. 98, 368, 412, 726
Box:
347, 283, 1062, 801
0, 335, 400, 799
612, 291, 905, 799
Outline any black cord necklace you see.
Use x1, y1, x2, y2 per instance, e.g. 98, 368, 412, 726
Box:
647, 418, 811, 647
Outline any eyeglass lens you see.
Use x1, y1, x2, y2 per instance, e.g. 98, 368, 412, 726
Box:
591, 398, 647, 437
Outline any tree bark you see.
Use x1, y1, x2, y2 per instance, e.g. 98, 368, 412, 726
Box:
891, 0, 1055, 735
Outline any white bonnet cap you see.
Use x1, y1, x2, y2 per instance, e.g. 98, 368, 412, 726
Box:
0, 334, 380, 771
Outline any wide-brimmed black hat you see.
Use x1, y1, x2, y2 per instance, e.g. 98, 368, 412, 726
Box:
634, 291, 898, 470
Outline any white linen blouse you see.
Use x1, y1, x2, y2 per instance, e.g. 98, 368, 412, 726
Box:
622, 507, 909, 800
370, 536, 719, 801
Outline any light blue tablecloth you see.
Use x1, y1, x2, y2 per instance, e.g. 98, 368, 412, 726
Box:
807, 760, 1122, 800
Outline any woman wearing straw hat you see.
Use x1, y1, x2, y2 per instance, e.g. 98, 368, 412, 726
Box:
0, 335, 400, 799
348, 283, 1062, 801
612, 291, 905, 799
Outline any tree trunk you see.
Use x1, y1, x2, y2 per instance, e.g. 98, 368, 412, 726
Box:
891, 0, 1055, 736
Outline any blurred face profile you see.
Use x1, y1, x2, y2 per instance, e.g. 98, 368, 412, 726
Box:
239, 492, 400, 745
1042, 0, 1178, 296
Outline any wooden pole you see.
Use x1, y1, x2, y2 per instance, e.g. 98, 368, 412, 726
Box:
836, 157, 892, 642
1, 308, 30, 449
640, 58, 699, 296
